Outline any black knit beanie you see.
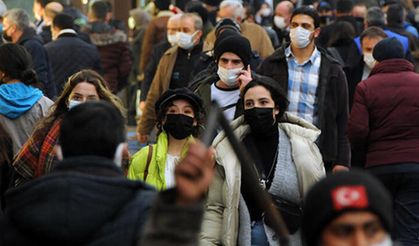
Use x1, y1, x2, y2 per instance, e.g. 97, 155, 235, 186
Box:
373, 37, 404, 62
213, 34, 252, 67
215, 18, 241, 37
302, 170, 393, 245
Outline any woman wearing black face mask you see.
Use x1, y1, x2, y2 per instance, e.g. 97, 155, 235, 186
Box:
200, 76, 325, 246
128, 88, 204, 190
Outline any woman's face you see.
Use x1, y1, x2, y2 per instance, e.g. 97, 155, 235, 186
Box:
165, 99, 196, 124
244, 85, 280, 115
68, 82, 100, 103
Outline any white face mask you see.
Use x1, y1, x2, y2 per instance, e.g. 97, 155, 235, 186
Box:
167, 33, 178, 46
176, 31, 197, 50
274, 16, 287, 29
113, 143, 125, 167
371, 235, 393, 246
217, 66, 243, 87
290, 26, 313, 49
68, 100, 82, 110
363, 52, 376, 69
260, 8, 271, 17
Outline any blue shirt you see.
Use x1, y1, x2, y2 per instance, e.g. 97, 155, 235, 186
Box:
285, 46, 321, 124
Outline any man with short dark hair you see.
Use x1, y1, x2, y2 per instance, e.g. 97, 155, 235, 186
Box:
3, 8, 56, 99
82, 0, 132, 93
0, 101, 215, 246
258, 6, 351, 172
45, 13, 101, 94
302, 170, 394, 246
317, 0, 363, 47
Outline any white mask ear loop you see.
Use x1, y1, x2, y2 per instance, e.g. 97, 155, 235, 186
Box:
113, 143, 126, 167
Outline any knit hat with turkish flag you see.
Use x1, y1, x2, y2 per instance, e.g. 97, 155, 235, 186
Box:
301, 170, 392, 244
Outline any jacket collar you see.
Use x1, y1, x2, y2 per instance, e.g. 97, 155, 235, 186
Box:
53, 155, 123, 177
370, 59, 414, 76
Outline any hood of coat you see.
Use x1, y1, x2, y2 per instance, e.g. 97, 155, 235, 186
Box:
86, 22, 127, 46
0, 82, 43, 119
4, 156, 154, 242
370, 58, 414, 76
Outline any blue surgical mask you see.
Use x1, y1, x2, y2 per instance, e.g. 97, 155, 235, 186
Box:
68, 100, 82, 110
0, 24, 3, 34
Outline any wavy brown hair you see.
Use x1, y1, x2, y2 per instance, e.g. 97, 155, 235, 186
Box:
33, 69, 125, 141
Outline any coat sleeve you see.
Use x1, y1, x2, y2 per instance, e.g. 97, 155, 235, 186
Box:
137, 56, 165, 135
200, 165, 225, 245
140, 46, 161, 101
335, 66, 351, 166
139, 20, 156, 73
127, 146, 151, 180
139, 189, 204, 246
117, 42, 133, 89
348, 82, 370, 166
24, 41, 56, 98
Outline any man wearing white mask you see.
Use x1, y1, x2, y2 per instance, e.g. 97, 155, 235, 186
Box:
140, 14, 182, 108
194, 33, 253, 122
259, 6, 351, 173
342, 26, 387, 110
273, 0, 294, 46
137, 13, 204, 143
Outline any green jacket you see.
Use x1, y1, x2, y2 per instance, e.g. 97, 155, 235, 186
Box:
128, 132, 194, 190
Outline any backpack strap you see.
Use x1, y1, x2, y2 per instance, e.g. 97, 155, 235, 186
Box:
143, 145, 153, 181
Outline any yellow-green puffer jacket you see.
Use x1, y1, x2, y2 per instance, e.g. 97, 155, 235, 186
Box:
127, 131, 194, 190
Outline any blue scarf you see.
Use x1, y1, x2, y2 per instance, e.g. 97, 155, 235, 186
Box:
0, 82, 43, 119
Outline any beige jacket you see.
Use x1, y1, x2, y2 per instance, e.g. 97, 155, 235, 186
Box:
203, 21, 274, 58
137, 46, 178, 135
200, 114, 325, 246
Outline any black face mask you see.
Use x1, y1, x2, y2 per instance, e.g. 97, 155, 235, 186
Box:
244, 107, 277, 135
163, 114, 195, 140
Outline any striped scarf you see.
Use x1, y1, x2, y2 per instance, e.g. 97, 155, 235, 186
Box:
12, 118, 62, 185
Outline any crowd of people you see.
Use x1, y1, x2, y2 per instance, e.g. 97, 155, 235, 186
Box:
0, 0, 419, 245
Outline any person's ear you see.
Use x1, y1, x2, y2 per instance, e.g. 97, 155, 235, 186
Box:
54, 145, 63, 161
313, 27, 321, 38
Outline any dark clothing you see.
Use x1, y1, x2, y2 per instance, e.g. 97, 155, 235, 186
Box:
140, 40, 171, 101
18, 28, 56, 99
273, 27, 290, 48
369, 164, 419, 245
328, 39, 363, 108
44, 33, 102, 94
0, 155, 204, 246
242, 128, 279, 221
317, 16, 363, 48
170, 43, 203, 89
0, 156, 155, 245
258, 45, 350, 167
83, 22, 132, 93
348, 59, 419, 168
109, 19, 127, 33
39, 25, 52, 44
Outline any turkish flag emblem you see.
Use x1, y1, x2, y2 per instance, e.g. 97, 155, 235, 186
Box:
331, 186, 369, 211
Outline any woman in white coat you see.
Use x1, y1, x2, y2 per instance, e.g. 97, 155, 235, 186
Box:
200, 76, 325, 246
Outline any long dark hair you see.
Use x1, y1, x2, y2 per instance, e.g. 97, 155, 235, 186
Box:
0, 44, 38, 85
